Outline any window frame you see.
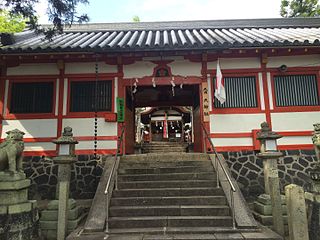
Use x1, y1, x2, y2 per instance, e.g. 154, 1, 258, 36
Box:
270, 70, 320, 112
210, 72, 262, 114
6, 77, 56, 119
67, 77, 115, 118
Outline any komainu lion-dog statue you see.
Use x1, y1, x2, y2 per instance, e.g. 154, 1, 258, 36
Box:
0, 129, 25, 173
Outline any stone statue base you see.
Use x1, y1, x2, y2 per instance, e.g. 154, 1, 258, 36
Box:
252, 194, 288, 234
0, 172, 40, 240
40, 199, 85, 240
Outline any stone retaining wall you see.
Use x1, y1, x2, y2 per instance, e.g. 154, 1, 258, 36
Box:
23, 150, 316, 200
23, 155, 104, 200
222, 149, 316, 199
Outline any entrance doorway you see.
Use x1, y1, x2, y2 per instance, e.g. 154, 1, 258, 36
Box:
123, 83, 203, 154
138, 106, 192, 143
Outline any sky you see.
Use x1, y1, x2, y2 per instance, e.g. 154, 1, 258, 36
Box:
35, 0, 283, 24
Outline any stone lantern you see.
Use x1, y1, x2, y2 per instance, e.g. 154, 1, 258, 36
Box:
257, 122, 283, 194
255, 122, 285, 236
52, 126, 78, 240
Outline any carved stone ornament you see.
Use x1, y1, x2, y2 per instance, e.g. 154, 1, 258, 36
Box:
53, 127, 78, 145
0, 129, 25, 173
312, 123, 320, 148
257, 122, 282, 140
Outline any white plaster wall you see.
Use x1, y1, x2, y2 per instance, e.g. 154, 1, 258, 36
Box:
211, 137, 253, 147
77, 140, 117, 150
1, 119, 57, 138
210, 114, 266, 133
207, 58, 261, 69
55, 78, 59, 116
24, 142, 56, 151
7, 63, 59, 75
267, 54, 320, 68
62, 118, 117, 136
63, 78, 68, 115
278, 136, 312, 145
123, 61, 157, 78
271, 112, 320, 131
3, 80, 9, 115
65, 62, 117, 74
168, 60, 201, 76
258, 73, 265, 110
267, 72, 274, 110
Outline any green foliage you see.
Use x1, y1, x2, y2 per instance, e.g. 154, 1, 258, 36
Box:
0, 11, 25, 33
281, 0, 320, 17
1, 0, 90, 38
133, 16, 140, 22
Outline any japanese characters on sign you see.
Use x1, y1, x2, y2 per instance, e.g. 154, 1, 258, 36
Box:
202, 82, 210, 122
117, 97, 125, 122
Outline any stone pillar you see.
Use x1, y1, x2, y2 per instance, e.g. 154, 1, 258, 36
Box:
56, 160, 73, 240
0, 129, 40, 240
52, 127, 78, 240
263, 158, 277, 195
285, 184, 309, 240
254, 122, 286, 233
269, 169, 285, 236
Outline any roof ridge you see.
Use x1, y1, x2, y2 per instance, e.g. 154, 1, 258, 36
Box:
37, 17, 320, 32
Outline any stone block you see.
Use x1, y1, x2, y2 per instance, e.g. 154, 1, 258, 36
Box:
0, 179, 30, 190
0, 206, 40, 239
257, 193, 286, 205
0, 172, 26, 181
0, 188, 28, 205
40, 214, 85, 230
253, 211, 288, 225
254, 201, 287, 215
41, 206, 80, 221
0, 205, 7, 215
8, 202, 32, 214
42, 229, 73, 240
47, 199, 77, 210
285, 184, 309, 240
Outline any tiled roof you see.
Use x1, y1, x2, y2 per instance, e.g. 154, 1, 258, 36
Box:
1, 18, 320, 53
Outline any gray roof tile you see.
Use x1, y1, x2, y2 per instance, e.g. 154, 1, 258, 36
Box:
1, 18, 320, 53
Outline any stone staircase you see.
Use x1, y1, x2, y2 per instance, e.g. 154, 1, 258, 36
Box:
142, 141, 188, 153
69, 153, 282, 240
109, 153, 232, 235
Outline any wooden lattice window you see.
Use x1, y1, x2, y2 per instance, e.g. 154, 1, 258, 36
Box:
70, 80, 112, 112
10, 82, 54, 113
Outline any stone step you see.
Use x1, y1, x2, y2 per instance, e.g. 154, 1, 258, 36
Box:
118, 172, 216, 181
143, 141, 188, 145
109, 205, 231, 217
111, 196, 227, 206
118, 166, 212, 175
119, 160, 212, 169
143, 145, 187, 149
109, 226, 238, 235
109, 216, 233, 229
120, 153, 209, 162
143, 149, 187, 153
112, 187, 224, 198
117, 180, 217, 189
